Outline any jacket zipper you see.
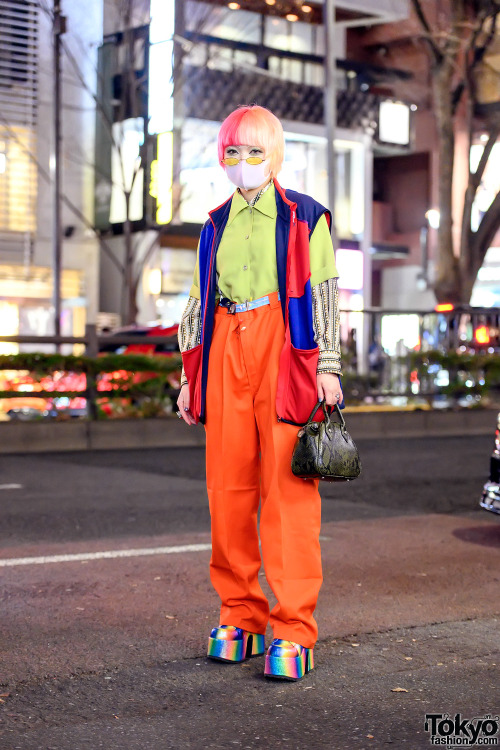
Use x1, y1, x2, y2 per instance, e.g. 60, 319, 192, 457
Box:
275, 198, 298, 425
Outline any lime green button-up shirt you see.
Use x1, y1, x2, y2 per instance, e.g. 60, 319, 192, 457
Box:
189, 183, 338, 302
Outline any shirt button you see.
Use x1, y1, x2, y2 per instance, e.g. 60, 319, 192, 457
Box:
245, 235, 249, 240
243, 265, 248, 270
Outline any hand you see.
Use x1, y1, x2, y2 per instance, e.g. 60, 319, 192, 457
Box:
317, 373, 342, 408
176, 384, 197, 425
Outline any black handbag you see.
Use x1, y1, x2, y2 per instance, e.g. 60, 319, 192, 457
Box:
291, 400, 361, 482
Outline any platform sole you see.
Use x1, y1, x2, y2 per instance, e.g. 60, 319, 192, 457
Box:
264, 648, 314, 680
207, 631, 265, 663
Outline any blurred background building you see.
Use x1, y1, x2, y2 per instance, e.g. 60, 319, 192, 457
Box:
1, 0, 500, 360
0, 0, 101, 354
96, 0, 420, 362
98, 0, 415, 324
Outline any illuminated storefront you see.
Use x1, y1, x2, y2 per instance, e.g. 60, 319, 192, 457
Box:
471, 247, 500, 307
0, 266, 86, 355
470, 142, 500, 307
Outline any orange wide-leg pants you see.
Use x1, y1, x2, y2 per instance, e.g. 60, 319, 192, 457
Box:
204, 290, 322, 648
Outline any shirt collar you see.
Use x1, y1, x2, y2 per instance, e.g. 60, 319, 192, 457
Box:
227, 181, 277, 225
252, 181, 276, 218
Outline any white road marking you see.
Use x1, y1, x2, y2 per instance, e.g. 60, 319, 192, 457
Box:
0, 543, 212, 568
0, 483, 23, 490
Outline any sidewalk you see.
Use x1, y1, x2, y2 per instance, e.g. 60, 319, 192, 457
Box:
2, 618, 498, 750
0, 407, 497, 453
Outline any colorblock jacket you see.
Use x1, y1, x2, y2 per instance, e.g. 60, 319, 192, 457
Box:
181, 178, 342, 426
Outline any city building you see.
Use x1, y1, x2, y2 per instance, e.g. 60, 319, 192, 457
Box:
97, 0, 421, 364
348, 2, 500, 351
6, 1, 497, 361
0, 0, 102, 352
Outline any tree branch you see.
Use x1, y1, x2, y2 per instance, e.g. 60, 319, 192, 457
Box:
132, 236, 159, 290
0, 112, 125, 277
60, 37, 120, 154
410, 0, 444, 63
462, 9, 499, 107
472, 125, 500, 191
471, 190, 500, 271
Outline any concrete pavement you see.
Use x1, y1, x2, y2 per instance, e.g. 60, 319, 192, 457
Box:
0, 407, 497, 453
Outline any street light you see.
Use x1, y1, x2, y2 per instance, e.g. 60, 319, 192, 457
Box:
148, 268, 162, 296
425, 209, 440, 229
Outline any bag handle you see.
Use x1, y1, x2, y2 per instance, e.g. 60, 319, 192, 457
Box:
305, 399, 347, 437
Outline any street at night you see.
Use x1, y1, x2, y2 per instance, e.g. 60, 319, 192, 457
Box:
2, 0, 500, 747
1, 433, 499, 749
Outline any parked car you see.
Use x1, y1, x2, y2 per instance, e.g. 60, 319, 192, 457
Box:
99, 324, 179, 356
480, 411, 500, 516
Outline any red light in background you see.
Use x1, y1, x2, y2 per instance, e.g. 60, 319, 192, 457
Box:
475, 326, 490, 345
435, 303, 454, 312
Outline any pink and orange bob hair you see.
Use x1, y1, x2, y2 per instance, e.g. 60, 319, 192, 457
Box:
218, 105, 285, 178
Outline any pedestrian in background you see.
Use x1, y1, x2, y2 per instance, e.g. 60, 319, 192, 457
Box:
176, 105, 342, 681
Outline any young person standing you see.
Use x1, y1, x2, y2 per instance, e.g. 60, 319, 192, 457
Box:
176, 105, 342, 680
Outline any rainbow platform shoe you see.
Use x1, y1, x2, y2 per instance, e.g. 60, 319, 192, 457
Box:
264, 638, 314, 680
207, 625, 266, 663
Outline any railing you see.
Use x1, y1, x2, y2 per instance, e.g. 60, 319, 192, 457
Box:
181, 31, 412, 137
182, 30, 412, 90
1, 308, 499, 421
0, 325, 180, 354
338, 306, 500, 408
0, 325, 182, 421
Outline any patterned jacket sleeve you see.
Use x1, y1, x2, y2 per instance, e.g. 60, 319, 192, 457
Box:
311, 277, 342, 375
178, 295, 202, 386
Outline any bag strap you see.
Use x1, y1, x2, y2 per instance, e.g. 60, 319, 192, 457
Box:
332, 402, 347, 431
305, 399, 347, 433
305, 399, 327, 424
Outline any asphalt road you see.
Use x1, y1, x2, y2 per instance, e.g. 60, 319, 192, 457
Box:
0, 435, 493, 546
1, 435, 499, 750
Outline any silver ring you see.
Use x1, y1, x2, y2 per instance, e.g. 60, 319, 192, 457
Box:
184, 407, 190, 411
176, 411, 182, 418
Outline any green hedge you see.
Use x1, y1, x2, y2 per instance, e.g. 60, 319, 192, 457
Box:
408, 349, 500, 376
0, 349, 498, 415
0, 352, 184, 419
0, 352, 182, 376
407, 350, 499, 400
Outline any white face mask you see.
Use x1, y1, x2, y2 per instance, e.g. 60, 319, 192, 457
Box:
225, 158, 271, 190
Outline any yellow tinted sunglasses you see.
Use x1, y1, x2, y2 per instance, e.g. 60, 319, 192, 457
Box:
222, 156, 265, 166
